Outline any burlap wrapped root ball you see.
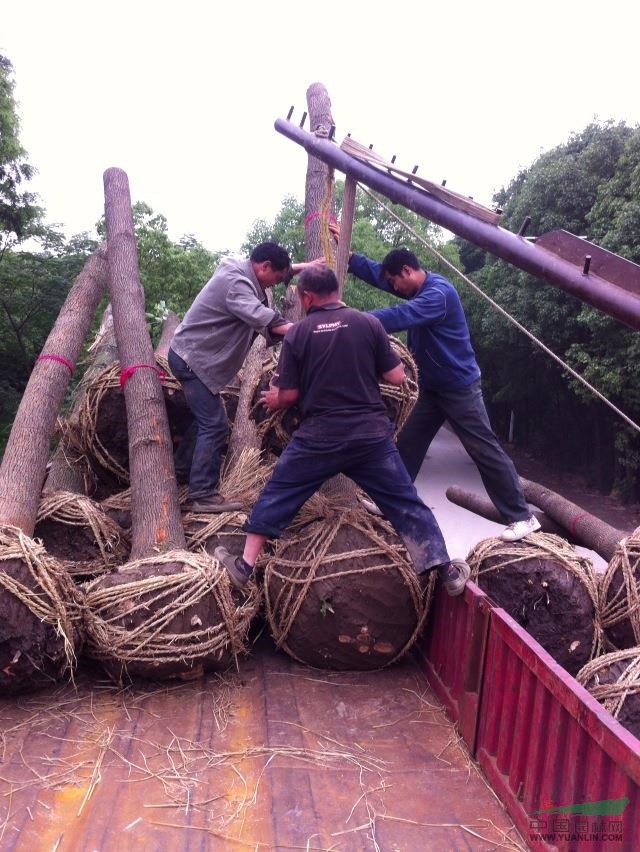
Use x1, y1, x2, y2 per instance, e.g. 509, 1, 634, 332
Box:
0, 525, 82, 694
578, 648, 640, 740
34, 491, 130, 581
468, 533, 602, 676
76, 357, 194, 491
83, 549, 260, 682
251, 336, 419, 456
264, 502, 435, 670
599, 531, 640, 650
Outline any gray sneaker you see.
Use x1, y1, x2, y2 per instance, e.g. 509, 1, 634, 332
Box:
190, 493, 243, 513
214, 546, 253, 589
437, 559, 470, 597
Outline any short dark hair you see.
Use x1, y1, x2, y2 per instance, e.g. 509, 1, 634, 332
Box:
381, 248, 421, 276
297, 266, 339, 296
250, 241, 291, 271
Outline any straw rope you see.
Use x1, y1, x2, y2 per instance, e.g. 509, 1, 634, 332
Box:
78, 356, 180, 481
468, 532, 603, 657
264, 499, 434, 668
577, 647, 640, 720
83, 549, 260, 670
0, 524, 80, 671
36, 491, 128, 577
599, 528, 640, 642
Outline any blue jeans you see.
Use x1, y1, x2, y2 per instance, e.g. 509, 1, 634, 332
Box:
245, 434, 449, 573
168, 348, 229, 500
396, 380, 530, 523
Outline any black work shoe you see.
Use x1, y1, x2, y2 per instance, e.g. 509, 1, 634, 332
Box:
437, 559, 470, 597
214, 546, 254, 589
190, 493, 243, 513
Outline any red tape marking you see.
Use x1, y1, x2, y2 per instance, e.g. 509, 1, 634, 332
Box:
304, 211, 338, 229
569, 512, 590, 536
37, 354, 74, 373
120, 363, 166, 389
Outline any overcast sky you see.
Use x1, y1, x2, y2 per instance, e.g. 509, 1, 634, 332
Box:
3, 0, 639, 255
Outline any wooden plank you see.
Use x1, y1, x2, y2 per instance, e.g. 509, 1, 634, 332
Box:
340, 136, 502, 226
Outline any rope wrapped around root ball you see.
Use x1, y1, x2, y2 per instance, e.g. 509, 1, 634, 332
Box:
577, 647, 640, 740
251, 337, 419, 455
83, 549, 260, 682
0, 524, 82, 693
77, 356, 184, 483
599, 529, 640, 650
467, 532, 602, 675
264, 497, 435, 671
35, 491, 129, 579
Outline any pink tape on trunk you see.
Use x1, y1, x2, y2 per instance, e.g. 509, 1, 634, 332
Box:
119, 363, 166, 389
36, 354, 75, 373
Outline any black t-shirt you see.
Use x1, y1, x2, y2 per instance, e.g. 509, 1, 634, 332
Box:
276, 302, 401, 441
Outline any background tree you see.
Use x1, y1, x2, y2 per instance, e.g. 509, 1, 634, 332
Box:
462, 121, 640, 499
0, 54, 42, 254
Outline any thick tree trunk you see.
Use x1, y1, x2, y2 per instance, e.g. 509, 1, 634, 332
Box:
304, 82, 337, 277
0, 246, 109, 534
520, 477, 626, 562
103, 168, 185, 558
43, 304, 118, 494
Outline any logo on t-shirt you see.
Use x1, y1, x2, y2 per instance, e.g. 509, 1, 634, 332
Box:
313, 320, 348, 334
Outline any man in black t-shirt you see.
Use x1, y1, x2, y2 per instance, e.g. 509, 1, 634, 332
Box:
215, 266, 469, 596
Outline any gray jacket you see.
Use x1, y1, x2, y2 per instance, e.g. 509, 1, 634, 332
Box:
170, 256, 285, 394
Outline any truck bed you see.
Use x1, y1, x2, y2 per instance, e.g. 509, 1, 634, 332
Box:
0, 635, 522, 851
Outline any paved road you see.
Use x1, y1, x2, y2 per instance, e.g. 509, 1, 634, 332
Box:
412, 426, 606, 571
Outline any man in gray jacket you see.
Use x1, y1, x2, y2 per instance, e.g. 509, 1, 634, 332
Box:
169, 242, 301, 512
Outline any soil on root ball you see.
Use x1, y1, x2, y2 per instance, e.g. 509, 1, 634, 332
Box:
265, 518, 427, 671
477, 552, 596, 676
84, 559, 256, 682
0, 557, 79, 695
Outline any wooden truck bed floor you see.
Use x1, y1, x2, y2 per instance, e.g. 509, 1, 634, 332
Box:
0, 636, 524, 851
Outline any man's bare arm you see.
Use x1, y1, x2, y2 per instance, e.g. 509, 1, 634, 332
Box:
380, 363, 406, 386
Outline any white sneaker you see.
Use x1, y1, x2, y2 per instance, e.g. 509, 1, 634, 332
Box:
500, 515, 541, 542
359, 497, 383, 517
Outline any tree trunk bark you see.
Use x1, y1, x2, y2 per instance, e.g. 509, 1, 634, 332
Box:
304, 83, 337, 272
0, 246, 109, 534
43, 304, 118, 495
154, 310, 181, 358
103, 168, 185, 559
227, 336, 265, 462
520, 477, 626, 562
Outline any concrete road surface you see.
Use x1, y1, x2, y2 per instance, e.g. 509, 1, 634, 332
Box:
412, 426, 606, 571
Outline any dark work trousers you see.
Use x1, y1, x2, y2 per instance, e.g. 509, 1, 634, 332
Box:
168, 348, 228, 500
244, 433, 450, 574
396, 379, 530, 523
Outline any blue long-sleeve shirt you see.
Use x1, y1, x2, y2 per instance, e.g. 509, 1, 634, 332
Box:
348, 253, 481, 392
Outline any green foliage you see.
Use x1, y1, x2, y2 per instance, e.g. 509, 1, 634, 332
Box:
464, 120, 640, 499
0, 54, 43, 249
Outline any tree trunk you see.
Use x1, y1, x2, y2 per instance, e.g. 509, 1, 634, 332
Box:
0, 246, 109, 534
103, 168, 185, 559
304, 83, 337, 272
155, 310, 181, 358
520, 477, 626, 562
227, 336, 265, 462
43, 304, 118, 495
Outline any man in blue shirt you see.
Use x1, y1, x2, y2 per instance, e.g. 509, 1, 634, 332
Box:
331, 227, 539, 543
